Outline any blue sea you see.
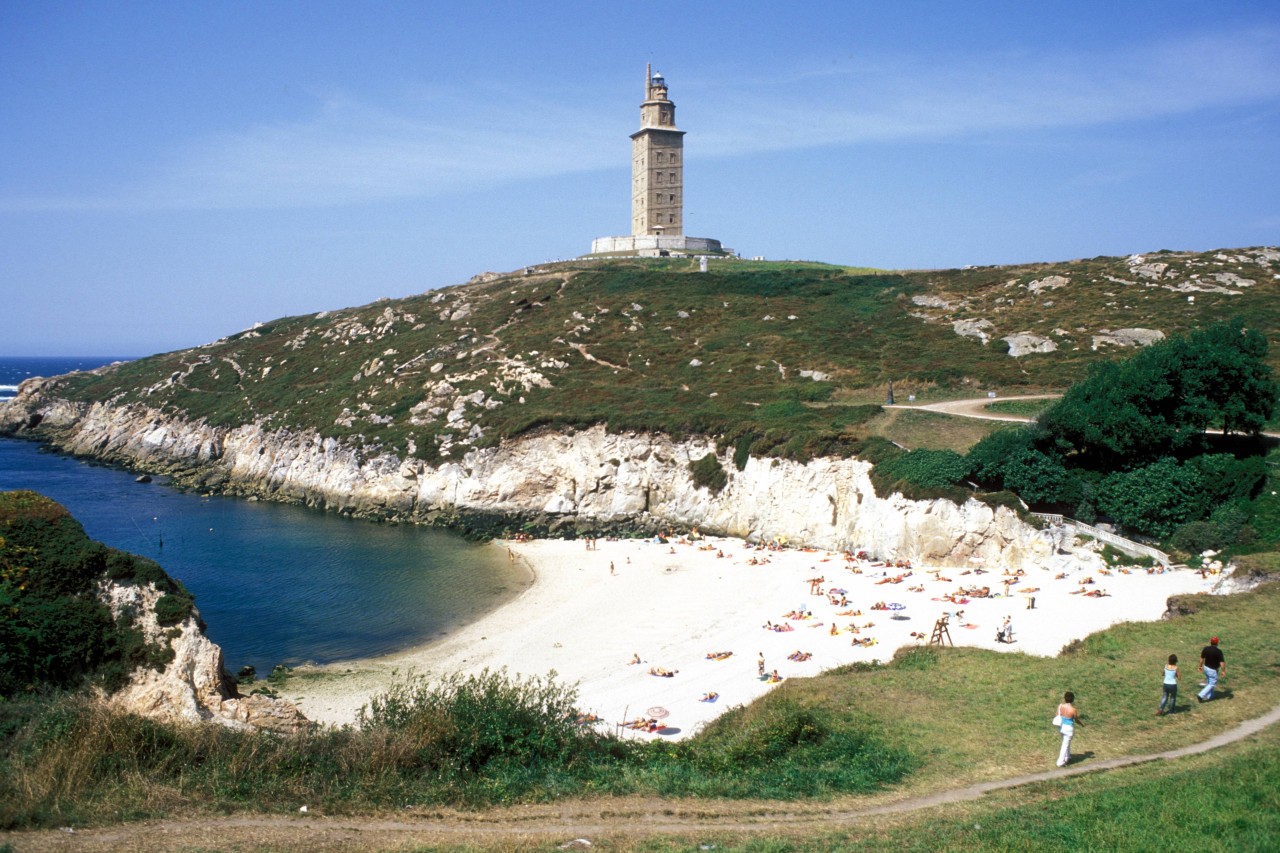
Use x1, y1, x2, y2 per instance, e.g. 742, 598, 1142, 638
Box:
0, 356, 529, 673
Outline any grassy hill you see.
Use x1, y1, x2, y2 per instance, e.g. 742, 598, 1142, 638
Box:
50, 246, 1280, 464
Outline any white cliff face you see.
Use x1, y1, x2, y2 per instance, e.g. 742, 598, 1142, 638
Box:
2, 386, 1057, 569
98, 580, 307, 733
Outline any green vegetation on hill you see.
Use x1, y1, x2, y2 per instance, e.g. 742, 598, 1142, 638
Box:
37, 247, 1279, 468
0, 491, 194, 697
873, 320, 1280, 552
963, 320, 1280, 546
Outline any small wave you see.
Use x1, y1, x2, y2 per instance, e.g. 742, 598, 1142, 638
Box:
0, 384, 20, 394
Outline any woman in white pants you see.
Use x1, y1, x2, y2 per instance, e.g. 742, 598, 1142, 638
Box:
1056, 691, 1079, 767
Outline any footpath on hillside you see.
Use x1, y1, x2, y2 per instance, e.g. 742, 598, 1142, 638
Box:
4, 701, 1278, 852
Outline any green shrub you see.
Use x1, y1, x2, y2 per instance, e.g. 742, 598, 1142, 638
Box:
689, 453, 728, 494
1170, 503, 1255, 553
731, 431, 758, 471
357, 669, 597, 777
876, 449, 968, 490
152, 593, 192, 627
1098, 459, 1207, 538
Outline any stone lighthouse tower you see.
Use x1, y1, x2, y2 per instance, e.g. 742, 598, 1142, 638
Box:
631, 64, 685, 236
587, 65, 729, 258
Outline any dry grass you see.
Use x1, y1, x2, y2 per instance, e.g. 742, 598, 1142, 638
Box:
867, 408, 1012, 453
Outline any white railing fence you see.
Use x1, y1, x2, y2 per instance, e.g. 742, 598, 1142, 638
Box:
1031, 512, 1174, 566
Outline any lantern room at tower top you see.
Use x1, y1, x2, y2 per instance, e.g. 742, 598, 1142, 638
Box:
588, 65, 731, 258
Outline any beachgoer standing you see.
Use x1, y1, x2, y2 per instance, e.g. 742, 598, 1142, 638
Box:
757, 652, 766, 678
1158, 653, 1179, 715
1055, 691, 1079, 767
1198, 637, 1225, 702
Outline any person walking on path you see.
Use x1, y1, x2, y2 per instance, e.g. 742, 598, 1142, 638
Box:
1055, 691, 1080, 767
1158, 654, 1179, 715
1199, 637, 1225, 702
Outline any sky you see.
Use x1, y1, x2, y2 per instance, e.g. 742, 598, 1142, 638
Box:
2, 1, 1278, 356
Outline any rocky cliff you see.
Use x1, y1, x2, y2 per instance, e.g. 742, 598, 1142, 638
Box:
2, 378, 1068, 569
99, 578, 308, 733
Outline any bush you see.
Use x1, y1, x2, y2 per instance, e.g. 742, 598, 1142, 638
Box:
1002, 449, 1080, 506
876, 449, 968, 490
153, 593, 192, 627
689, 453, 728, 494
966, 428, 1037, 485
1170, 504, 1256, 553
1098, 459, 1207, 538
357, 669, 596, 777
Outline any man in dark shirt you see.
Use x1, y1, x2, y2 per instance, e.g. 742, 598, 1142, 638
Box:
1198, 636, 1225, 702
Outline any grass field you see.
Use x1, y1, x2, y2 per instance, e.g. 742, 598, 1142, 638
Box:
866, 408, 1012, 453
618, 724, 1280, 852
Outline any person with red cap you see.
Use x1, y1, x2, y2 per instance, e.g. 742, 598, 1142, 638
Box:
1198, 636, 1225, 702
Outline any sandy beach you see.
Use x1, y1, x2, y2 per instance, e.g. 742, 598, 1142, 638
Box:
288, 535, 1218, 738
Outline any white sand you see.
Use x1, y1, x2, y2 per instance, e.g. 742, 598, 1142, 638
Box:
288, 536, 1216, 739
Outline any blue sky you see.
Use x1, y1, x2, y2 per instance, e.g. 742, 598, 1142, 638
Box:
2, 1, 1278, 356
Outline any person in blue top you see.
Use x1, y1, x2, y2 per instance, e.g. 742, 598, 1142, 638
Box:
1158, 653, 1179, 715
1056, 691, 1079, 767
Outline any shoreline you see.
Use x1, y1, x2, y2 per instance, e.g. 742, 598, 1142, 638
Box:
286, 535, 1219, 738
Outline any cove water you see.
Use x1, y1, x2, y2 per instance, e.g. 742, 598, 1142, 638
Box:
0, 356, 530, 673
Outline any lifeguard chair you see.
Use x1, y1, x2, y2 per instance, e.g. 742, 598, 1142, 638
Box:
929, 613, 954, 647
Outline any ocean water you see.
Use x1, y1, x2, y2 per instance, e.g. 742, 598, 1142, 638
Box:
0, 356, 529, 673
0, 355, 132, 400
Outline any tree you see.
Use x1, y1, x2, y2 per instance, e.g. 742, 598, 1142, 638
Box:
1038, 318, 1278, 469
966, 427, 1038, 486
1098, 459, 1207, 538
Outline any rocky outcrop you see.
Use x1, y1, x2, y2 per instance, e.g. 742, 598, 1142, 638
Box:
2, 380, 1063, 569
1091, 328, 1165, 350
99, 578, 308, 733
952, 318, 994, 345
1001, 333, 1058, 357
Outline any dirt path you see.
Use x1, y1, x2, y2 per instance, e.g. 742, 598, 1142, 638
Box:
6, 702, 1278, 852
887, 395, 1280, 440
883, 393, 1060, 422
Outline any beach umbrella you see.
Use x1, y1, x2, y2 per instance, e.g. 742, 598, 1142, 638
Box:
646, 706, 670, 719
887, 602, 906, 610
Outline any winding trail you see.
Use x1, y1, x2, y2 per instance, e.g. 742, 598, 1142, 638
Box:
887, 394, 1280, 440
5, 702, 1278, 851
883, 393, 1060, 422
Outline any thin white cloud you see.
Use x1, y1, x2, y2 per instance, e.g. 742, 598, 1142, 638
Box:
2, 25, 1276, 212
692, 27, 1280, 155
